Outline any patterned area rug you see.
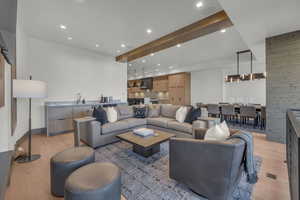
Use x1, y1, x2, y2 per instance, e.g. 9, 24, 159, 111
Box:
95, 141, 262, 200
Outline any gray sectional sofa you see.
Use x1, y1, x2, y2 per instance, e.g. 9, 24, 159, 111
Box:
75, 104, 202, 148
169, 128, 245, 200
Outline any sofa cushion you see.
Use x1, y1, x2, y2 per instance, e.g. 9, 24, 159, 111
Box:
106, 107, 118, 123
116, 105, 134, 120
167, 121, 193, 134
92, 106, 108, 125
133, 106, 147, 118
204, 122, 230, 141
147, 117, 175, 128
147, 104, 161, 118
122, 118, 147, 128
161, 104, 180, 119
185, 107, 202, 124
175, 106, 189, 123
101, 121, 129, 135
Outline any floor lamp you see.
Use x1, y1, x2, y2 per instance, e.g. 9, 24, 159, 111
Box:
13, 76, 47, 163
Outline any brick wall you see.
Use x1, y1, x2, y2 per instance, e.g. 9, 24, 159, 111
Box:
266, 30, 300, 143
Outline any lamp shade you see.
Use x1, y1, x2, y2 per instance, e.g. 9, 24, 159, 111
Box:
13, 79, 47, 98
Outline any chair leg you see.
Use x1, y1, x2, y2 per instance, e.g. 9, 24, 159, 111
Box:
240, 117, 242, 127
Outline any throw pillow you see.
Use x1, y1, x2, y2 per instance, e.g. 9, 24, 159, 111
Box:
185, 107, 202, 124
106, 107, 118, 123
219, 121, 230, 137
176, 106, 188, 123
148, 104, 161, 118
92, 106, 108, 125
204, 122, 230, 141
133, 106, 147, 118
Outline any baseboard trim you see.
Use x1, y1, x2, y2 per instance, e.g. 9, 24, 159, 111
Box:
31, 128, 46, 135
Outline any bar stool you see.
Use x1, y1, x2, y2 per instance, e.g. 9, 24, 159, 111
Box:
207, 104, 220, 118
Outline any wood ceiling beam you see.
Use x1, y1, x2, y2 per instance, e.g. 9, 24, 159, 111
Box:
116, 10, 233, 63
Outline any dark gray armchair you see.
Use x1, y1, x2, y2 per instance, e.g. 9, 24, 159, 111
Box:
169, 129, 245, 200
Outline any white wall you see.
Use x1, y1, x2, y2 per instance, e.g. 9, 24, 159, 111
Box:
223, 61, 266, 105
223, 79, 266, 105
190, 60, 266, 106
191, 69, 223, 105
12, 2, 30, 143
0, 61, 12, 152
0, 1, 30, 152
27, 37, 127, 129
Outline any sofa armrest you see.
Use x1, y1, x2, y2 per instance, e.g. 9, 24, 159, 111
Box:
73, 117, 101, 147
169, 137, 245, 199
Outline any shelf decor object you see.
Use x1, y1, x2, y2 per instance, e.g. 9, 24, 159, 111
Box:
225, 50, 267, 83
13, 76, 47, 163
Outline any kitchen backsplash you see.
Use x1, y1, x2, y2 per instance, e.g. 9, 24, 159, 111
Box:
132, 90, 169, 100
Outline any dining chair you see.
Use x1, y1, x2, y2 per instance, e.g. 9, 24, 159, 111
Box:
260, 106, 266, 130
239, 106, 258, 128
221, 104, 237, 124
207, 104, 220, 118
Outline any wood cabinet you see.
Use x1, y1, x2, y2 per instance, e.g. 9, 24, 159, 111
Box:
127, 73, 190, 105
46, 105, 91, 136
153, 76, 168, 92
168, 73, 191, 105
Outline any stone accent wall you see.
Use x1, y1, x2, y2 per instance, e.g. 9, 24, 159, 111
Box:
266, 30, 300, 143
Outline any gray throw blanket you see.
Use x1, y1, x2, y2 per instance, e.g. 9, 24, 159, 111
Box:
230, 132, 258, 184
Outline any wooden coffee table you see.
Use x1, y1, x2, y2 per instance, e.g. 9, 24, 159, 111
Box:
117, 131, 175, 157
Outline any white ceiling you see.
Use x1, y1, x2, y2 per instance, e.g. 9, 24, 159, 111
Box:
128, 26, 248, 79
218, 0, 300, 62
21, 0, 259, 78
22, 0, 223, 56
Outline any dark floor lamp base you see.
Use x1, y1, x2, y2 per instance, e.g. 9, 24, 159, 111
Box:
15, 154, 41, 163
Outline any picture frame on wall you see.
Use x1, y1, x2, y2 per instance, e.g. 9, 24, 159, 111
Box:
0, 54, 4, 108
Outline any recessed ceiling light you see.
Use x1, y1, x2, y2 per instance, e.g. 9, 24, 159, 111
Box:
176, 44, 181, 48
147, 29, 152, 34
117, 50, 121, 53
196, 1, 203, 8
121, 44, 126, 48
60, 24, 67, 30
150, 53, 155, 56
95, 44, 100, 47
128, 63, 132, 66
155, 69, 159, 71
220, 29, 226, 33
157, 64, 161, 66
169, 66, 174, 69
142, 60, 146, 63
67, 37, 72, 40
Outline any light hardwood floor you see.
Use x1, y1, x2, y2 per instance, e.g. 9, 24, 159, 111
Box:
5, 132, 290, 200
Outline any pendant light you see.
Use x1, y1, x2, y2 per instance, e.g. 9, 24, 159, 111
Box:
225, 50, 266, 83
